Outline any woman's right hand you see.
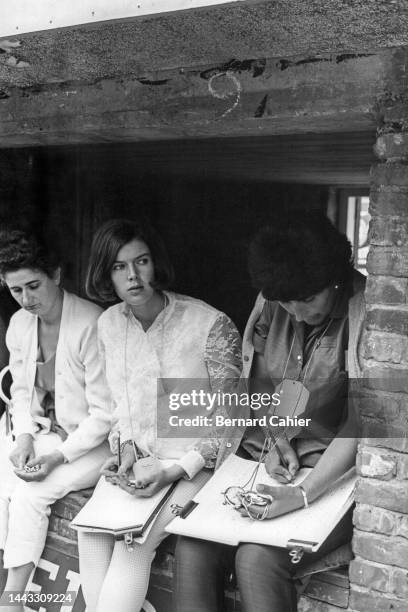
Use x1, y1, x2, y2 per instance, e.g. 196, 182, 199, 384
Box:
9, 433, 35, 471
100, 443, 135, 483
265, 438, 299, 483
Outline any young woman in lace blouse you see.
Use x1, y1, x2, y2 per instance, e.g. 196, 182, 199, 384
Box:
78, 218, 241, 612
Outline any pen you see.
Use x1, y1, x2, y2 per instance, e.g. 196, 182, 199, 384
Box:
275, 440, 289, 470
269, 433, 293, 481
117, 432, 121, 469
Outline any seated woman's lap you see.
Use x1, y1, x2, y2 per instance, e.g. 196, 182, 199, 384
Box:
78, 468, 213, 612
175, 508, 353, 612
11, 435, 110, 497
174, 537, 234, 612
2, 435, 110, 568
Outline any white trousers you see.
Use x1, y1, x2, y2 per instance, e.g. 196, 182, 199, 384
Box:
0, 415, 17, 552
0, 421, 110, 568
78, 469, 211, 612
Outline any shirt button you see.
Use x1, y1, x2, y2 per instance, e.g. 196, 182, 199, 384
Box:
244, 355, 250, 362
297, 355, 302, 361
226, 442, 232, 448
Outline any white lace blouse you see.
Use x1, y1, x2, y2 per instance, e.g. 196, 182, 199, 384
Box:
98, 292, 241, 478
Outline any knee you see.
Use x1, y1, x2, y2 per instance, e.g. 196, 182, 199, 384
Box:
235, 543, 291, 583
175, 537, 220, 574
9, 482, 50, 516
176, 537, 209, 566
10, 482, 33, 505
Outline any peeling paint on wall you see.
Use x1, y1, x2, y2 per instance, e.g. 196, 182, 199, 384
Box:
200, 58, 266, 80
277, 53, 374, 71
5, 56, 29, 68
138, 77, 169, 86
0, 39, 21, 53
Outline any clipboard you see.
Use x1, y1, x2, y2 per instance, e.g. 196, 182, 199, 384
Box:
71, 475, 177, 548
166, 455, 356, 558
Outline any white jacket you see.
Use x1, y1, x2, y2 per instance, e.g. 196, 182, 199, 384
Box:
6, 290, 111, 462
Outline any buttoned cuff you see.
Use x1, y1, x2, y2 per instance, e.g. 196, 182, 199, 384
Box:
174, 450, 206, 480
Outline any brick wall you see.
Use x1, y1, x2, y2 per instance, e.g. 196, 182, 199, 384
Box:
349, 106, 408, 611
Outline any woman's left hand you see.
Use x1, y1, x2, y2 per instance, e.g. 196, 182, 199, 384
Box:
116, 457, 165, 496
118, 458, 186, 497
14, 450, 65, 482
237, 484, 304, 520
133, 458, 170, 497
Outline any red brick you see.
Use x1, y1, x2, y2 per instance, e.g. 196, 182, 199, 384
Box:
383, 101, 408, 124
355, 479, 408, 514
353, 504, 408, 542
353, 504, 397, 536
360, 424, 408, 453
357, 448, 396, 480
397, 516, 408, 540
367, 247, 408, 276
365, 331, 408, 365
298, 598, 344, 612
391, 568, 408, 598
365, 276, 408, 305
350, 558, 391, 592
370, 189, 408, 217
362, 364, 408, 394
366, 308, 408, 334
353, 531, 408, 570
369, 216, 408, 247
371, 163, 408, 187
355, 391, 401, 422
375, 134, 408, 160
397, 455, 408, 480
350, 586, 408, 612
366, 438, 408, 454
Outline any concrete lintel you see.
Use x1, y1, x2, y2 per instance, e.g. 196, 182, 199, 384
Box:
3, 1, 408, 90
0, 49, 402, 147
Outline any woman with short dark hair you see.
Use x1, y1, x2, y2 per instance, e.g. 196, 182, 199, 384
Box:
0, 229, 111, 612
77, 218, 241, 612
175, 210, 364, 612
86, 218, 174, 302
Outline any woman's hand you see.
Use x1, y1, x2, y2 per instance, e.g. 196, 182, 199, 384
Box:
265, 439, 299, 483
237, 484, 304, 520
9, 434, 35, 471
100, 455, 121, 484
15, 450, 65, 482
119, 458, 186, 498
101, 444, 135, 484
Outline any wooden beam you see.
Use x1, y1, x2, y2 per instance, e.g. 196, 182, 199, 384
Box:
0, 49, 404, 147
